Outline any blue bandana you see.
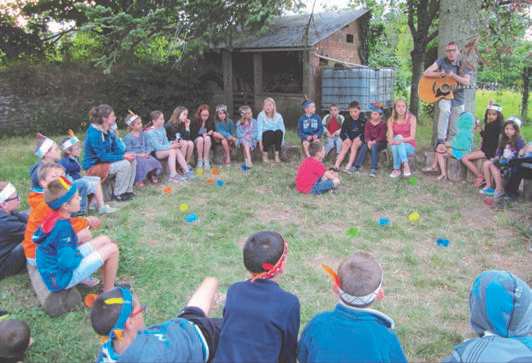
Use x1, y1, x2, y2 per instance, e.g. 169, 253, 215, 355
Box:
46, 183, 77, 210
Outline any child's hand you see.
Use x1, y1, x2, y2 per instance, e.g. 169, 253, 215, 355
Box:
306, 136, 312, 141
87, 216, 101, 229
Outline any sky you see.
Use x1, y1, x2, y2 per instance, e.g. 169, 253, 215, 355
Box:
302, 0, 352, 12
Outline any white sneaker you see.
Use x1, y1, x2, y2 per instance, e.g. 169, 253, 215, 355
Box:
98, 204, 118, 214
196, 159, 204, 168
204, 160, 211, 170
390, 170, 401, 178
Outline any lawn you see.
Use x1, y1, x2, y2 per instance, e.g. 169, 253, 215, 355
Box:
1, 117, 531, 362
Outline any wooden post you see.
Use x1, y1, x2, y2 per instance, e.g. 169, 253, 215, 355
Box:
253, 53, 263, 112
222, 50, 234, 115
302, 50, 310, 98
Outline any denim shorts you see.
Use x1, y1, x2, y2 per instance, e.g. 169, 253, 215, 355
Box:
312, 178, 334, 194
66, 242, 103, 288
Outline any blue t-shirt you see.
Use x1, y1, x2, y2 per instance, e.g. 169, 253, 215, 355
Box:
214, 279, 300, 363
298, 304, 407, 363
96, 318, 207, 363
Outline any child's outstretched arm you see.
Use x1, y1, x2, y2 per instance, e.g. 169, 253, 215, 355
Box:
186, 277, 219, 316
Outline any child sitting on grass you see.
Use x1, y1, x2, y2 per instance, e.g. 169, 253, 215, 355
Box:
0, 317, 31, 363
214, 231, 300, 363
23, 162, 100, 267
91, 277, 222, 363
481, 117, 526, 199
59, 131, 117, 214
295, 142, 340, 195
298, 252, 407, 363
145, 111, 194, 183
442, 270, 531, 363
322, 103, 344, 158
31, 133, 90, 215
123, 111, 162, 188
214, 104, 237, 165
297, 100, 323, 157
235, 105, 258, 168
0, 182, 27, 280
33, 177, 119, 293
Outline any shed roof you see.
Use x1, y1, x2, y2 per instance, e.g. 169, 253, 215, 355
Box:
225, 8, 369, 50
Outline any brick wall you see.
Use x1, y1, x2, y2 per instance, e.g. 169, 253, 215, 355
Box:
315, 21, 362, 65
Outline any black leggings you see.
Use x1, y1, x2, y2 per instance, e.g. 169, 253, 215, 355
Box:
262, 130, 283, 152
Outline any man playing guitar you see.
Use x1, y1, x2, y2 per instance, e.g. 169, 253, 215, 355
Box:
424, 41, 472, 144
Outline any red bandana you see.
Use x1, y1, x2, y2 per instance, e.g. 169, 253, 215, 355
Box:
250, 239, 288, 282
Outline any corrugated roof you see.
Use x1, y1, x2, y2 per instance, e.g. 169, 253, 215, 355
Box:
224, 8, 369, 50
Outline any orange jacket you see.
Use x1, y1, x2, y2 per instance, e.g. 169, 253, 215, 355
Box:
23, 191, 89, 259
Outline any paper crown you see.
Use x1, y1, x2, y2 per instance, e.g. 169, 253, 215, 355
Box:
61, 130, 80, 151
125, 110, 139, 127
0, 183, 16, 203
216, 104, 228, 113
487, 101, 502, 113
507, 116, 522, 128
34, 133, 56, 158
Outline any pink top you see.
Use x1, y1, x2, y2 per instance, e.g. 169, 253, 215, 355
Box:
392, 113, 416, 147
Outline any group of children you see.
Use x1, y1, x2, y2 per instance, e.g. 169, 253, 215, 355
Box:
422, 102, 531, 201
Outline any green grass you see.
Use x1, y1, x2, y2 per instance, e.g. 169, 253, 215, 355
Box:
1, 116, 531, 362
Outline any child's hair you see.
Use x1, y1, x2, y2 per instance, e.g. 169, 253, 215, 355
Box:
168, 106, 187, 126
215, 104, 228, 119
90, 288, 125, 336
348, 100, 361, 110
483, 106, 504, 127
90, 104, 114, 125
37, 162, 64, 182
263, 97, 277, 116
329, 103, 338, 109
195, 104, 211, 125
308, 142, 323, 156
145, 110, 163, 129
239, 105, 252, 119
243, 231, 284, 273
338, 252, 383, 307
499, 120, 521, 151
0, 320, 31, 359
390, 98, 408, 122
44, 179, 70, 206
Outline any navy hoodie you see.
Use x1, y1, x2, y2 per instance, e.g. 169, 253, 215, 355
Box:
0, 210, 27, 266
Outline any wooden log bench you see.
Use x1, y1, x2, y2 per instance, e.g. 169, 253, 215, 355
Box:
423, 151, 466, 181
27, 264, 82, 316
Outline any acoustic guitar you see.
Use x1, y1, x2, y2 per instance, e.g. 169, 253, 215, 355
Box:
418, 75, 473, 104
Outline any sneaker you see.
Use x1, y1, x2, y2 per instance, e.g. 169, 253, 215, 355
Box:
494, 190, 505, 199
123, 192, 135, 198
353, 167, 361, 175
390, 170, 401, 178
343, 167, 353, 175
403, 170, 412, 177
80, 277, 100, 288
112, 193, 132, 202
204, 160, 211, 170
196, 159, 204, 169
98, 204, 118, 214
369, 169, 377, 177
184, 170, 196, 180
480, 187, 495, 196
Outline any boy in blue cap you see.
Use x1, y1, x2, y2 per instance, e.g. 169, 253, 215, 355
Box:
297, 100, 323, 157
91, 277, 221, 363
443, 270, 531, 362
298, 252, 407, 363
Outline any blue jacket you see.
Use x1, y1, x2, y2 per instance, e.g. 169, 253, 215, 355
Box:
97, 318, 207, 363
297, 114, 323, 140
34, 218, 82, 292
59, 156, 82, 180
215, 119, 236, 139
298, 304, 407, 363
29, 161, 42, 189
442, 270, 532, 363
144, 127, 172, 152
214, 279, 300, 363
82, 124, 125, 170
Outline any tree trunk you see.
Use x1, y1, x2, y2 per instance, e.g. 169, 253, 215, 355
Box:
521, 66, 529, 122
409, 46, 426, 119
434, 0, 484, 141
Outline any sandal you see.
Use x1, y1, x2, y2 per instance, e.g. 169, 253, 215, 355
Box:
473, 176, 485, 188
437, 174, 448, 181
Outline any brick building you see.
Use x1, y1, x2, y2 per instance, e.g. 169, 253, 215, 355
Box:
212, 8, 370, 125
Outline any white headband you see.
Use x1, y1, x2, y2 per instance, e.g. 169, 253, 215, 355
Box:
125, 115, 139, 126
0, 183, 16, 203
507, 116, 522, 128
338, 277, 383, 307
487, 105, 502, 113
35, 138, 55, 158
61, 136, 80, 151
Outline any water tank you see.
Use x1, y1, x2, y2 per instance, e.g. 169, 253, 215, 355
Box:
321, 67, 395, 111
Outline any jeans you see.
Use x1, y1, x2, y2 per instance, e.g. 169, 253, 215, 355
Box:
324, 136, 342, 155
391, 142, 416, 170
312, 178, 334, 194
355, 142, 387, 170
73, 178, 89, 214
438, 99, 464, 141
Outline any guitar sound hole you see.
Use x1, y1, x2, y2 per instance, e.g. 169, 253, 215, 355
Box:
440, 84, 450, 93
